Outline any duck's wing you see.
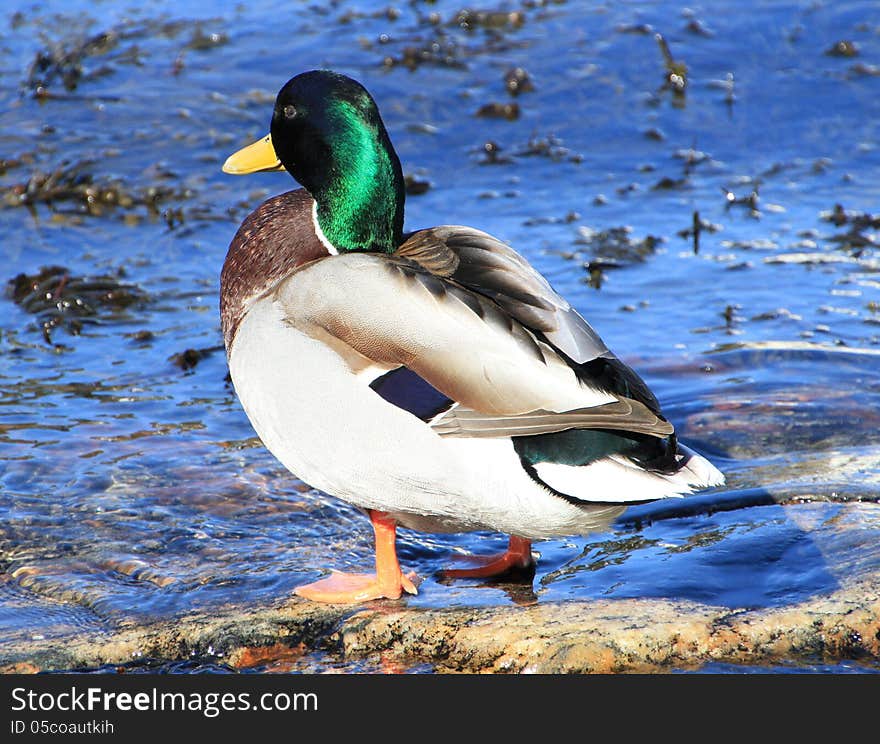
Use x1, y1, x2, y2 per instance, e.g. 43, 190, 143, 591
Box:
389, 229, 726, 498
274, 249, 672, 442
396, 225, 610, 366
395, 225, 664, 417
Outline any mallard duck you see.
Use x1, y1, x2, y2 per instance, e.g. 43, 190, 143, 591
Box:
220, 70, 724, 603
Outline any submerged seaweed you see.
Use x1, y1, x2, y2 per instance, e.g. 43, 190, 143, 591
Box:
6, 266, 150, 344
574, 225, 662, 264
24, 17, 228, 97
820, 204, 880, 255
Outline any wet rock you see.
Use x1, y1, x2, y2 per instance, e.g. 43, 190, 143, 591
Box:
228, 641, 308, 672
2, 548, 878, 674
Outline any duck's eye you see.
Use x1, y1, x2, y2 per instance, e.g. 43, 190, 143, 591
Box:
283, 104, 297, 119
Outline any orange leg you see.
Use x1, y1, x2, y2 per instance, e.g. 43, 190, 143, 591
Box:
443, 535, 534, 579
294, 510, 420, 603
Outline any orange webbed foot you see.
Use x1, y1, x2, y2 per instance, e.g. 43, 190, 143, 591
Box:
294, 510, 420, 604
442, 535, 535, 580
294, 570, 420, 604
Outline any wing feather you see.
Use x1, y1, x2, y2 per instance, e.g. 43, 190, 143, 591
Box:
274, 251, 673, 441
398, 225, 610, 363
430, 401, 673, 439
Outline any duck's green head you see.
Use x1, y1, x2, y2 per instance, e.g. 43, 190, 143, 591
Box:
223, 70, 405, 254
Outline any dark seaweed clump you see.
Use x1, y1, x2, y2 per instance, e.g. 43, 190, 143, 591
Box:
574, 225, 662, 264
678, 210, 722, 254
404, 174, 432, 195
1, 159, 194, 224
167, 345, 223, 372
503, 66, 533, 96
27, 28, 131, 96
382, 34, 467, 70
572, 226, 662, 289
821, 204, 880, 255
451, 9, 526, 32
6, 266, 149, 344
476, 134, 582, 165
24, 18, 228, 98
825, 40, 858, 58
655, 33, 688, 105
379, 5, 531, 71
476, 102, 520, 120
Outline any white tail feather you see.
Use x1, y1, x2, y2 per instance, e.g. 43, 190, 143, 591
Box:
533, 445, 725, 504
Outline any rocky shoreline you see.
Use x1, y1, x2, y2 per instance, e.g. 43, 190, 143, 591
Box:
3, 570, 878, 674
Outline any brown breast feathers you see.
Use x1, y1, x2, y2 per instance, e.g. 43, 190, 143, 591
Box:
220, 188, 327, 349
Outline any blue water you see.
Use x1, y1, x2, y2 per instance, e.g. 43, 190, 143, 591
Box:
1, 0, 879, 671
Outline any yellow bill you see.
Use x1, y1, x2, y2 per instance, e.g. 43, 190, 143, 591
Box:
222, 134, 287, 174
